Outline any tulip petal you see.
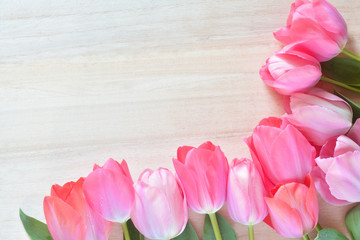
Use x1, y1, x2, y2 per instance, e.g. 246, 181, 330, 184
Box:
348, 119, 360, 146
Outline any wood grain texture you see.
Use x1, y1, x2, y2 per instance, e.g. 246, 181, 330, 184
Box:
1, 0, 359, 239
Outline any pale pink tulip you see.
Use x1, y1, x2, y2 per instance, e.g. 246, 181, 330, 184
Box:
227, 158, 268, 225
43, 178, 113, 240
314, 119, 360, 203
265, 175, 318, 238
260, 49, 321, 95
245, 117, 316, 191
284, 88, 353, 146
274, 0, 347, 62
131, 168, 188, 240
83, 158, 135, 223
173, 141, 229, 213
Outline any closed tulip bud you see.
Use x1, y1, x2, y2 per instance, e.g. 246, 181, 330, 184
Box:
43, 178, 113, 240
173, 141, 229, 214
274, 0, 347, 62
260, 50, 321, 95
83, 158, 135, 223
227, 158, 268, 225
265, 175, 319, 238
131, 168, 188, 240
284, 88, 353, 146
245, 117, 316, 191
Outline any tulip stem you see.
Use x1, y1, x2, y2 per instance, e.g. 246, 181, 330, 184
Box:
209, 213, 222, 240
316, 223, 323, 232
302, 234, 310, 240
122, 221, 131, 240
342, 48, 360, 62
248, 225, 254, 240
320, 76, 360, 93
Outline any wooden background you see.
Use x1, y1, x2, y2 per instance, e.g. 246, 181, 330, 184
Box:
1, 0, 359, 239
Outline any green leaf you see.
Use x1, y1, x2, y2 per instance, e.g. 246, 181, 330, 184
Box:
125, 219, 144, 240
346, 204, 360, 240
19, 209, 53, 240
321, 57, 360, 86
315, 229, 348, 240
173, 221, 199, 240
315, 228, 348, 240
335, 90, 360, 122
203, 212, 237, 240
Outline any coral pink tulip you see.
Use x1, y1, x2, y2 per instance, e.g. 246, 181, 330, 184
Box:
131, 168, 188, 240
43, 178, 113, 240
265, 175, 319, 238
314, 119, 360, 204
260, 49, 321, 95
245, 117, 316, 191
173, 141, 229, 213
274, 0, 347, 62
284, 88, 353, 146
227, 158, 268, 225
83, 158, 135, 223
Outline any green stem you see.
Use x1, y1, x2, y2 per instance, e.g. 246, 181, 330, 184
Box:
320, 76, 360, 93
342, 48, 360, 62
302, 234, 310, 240
316, 223, 323, 232
209, 213, 222, 240
248, 225, 254, 240
122, 221, 131, 240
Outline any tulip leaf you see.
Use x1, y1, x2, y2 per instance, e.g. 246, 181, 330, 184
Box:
335, 90, 360, 122
173, 221, 199, 240
315, 229, 348, 240
346, 204, 360, 240
203, 212, 237, 240
19, 209, 53, 240
125, 219, 144, 240
321, 57, 360, 86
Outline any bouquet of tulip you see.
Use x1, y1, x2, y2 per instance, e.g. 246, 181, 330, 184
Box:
20, 0, 360, 240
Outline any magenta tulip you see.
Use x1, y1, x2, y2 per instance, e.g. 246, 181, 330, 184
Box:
265, 175, 319, 238
83, 158, 135, 223
260, 49, 321, 95
245, 117, 316, 191
227, 158, 268, 225
131, 168, 188, 240
314, 119, 360, 204
173, 141, 229, 214
284, 88, 353, 146
274, 0, 347, 62
43, 178, 113, 240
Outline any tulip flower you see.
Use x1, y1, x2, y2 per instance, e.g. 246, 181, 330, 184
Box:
265, 174, 319, 239
284, 88, 353, 146
131, 168, 188, 240
227, 158, 268, 240
314, 119, 360, 204
245, 117, 316, 191
260, 49, 321, 95
83, 158, 135, 240
43, 178, 113, 240
173, 141, 229, 240
274, 0, 347, 62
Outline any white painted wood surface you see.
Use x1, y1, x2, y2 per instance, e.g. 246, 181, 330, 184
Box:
1, 0, 359, 239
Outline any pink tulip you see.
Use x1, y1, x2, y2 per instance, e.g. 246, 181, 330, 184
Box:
260, 49, 321, 95
265, 175, 319, 238
314, 119, 360, 204
227, 158, 268, 225
173, 141, 229, 213
83, 158, 135, 223
274, 0, 347, 62
284, 88, 353, 146
245, 117, 316, 191
131, 168, 188, 240
43, 178, 113, 240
